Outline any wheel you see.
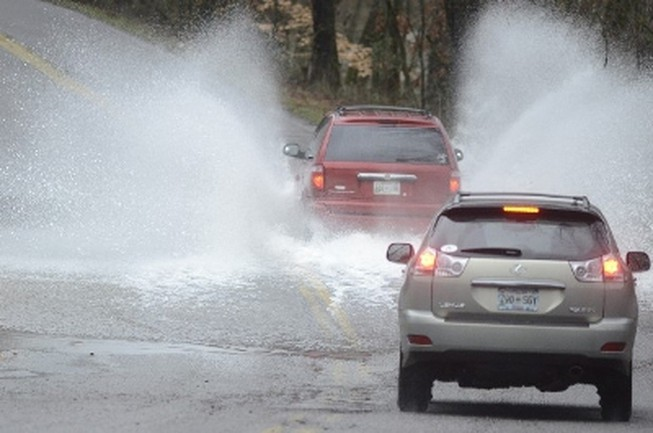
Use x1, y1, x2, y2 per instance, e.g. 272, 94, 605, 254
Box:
597, 364, 632, 422
397, 352, 432, 413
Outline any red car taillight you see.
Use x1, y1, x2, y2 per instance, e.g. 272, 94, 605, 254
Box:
413, 247, 468, 277
449, 172, 461, 193
311, 164, 325, 191
570, 254, 625, 282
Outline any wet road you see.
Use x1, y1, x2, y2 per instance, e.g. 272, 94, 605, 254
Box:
1, 274, 653, 433
1, 1, 653, 432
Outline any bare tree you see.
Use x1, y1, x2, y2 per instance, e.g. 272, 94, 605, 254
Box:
423, 0, 452, 121
308, 0, 341, 92
359, 0, 408, 101
548, 0, 653, 69
418, 0, 479, 124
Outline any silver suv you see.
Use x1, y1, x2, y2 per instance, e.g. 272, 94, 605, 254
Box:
386, 192, 650, 421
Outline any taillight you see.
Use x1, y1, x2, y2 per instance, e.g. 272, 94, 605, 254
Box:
570, 254, 624, 282
449, 174, 461, 193
415, 247, 437, 274
602, 256, 624, 281
311, 164, 324, 191
413, 247, 468, 277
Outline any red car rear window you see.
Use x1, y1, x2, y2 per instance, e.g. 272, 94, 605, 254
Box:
324, 125, 449, 164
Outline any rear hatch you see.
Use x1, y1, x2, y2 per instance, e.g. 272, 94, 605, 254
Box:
318, 124, 458, 217
321, 161, 454, 217
427, 206, 611, 325
431, 257, 604, 325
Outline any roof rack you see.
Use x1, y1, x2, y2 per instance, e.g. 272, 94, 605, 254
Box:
454, 192, 591, 210
336, 105, 431, 117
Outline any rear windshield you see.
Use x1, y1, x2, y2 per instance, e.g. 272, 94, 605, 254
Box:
430, 207, 610, 260
325, 125, 449, 164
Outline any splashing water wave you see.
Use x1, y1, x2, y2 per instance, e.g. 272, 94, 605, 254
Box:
1, 4, 651, 303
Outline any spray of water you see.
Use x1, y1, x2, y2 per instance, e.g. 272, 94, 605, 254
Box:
1, 4, 651, 301
456, 2, 653, 256
1, 12, 299, 277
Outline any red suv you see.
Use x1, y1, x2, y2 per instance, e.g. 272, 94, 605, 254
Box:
283, 105, 463, 232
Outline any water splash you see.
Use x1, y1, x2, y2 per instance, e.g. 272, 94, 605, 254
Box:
455, 2, 653, 258
1, 13, 298, 275
1, 4, 651, 300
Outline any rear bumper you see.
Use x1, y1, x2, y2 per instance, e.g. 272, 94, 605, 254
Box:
307, 200, 440, 233
400, 309, 636, 362
400, 309, 636, 389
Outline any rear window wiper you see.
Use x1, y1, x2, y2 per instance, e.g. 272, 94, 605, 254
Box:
395, 156, 436, 163
459, 247, 523, 257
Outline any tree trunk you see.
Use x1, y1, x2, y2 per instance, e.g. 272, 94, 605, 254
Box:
360, 0, 404, 101
424, 0, 452, 122
423, 0, 480, 124
308, 0, 341, 92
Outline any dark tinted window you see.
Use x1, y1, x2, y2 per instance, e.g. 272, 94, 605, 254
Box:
430, 207, 610, 260
325, 125, 449, 164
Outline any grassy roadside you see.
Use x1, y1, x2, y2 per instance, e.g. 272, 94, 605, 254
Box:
282, 87, 341, 125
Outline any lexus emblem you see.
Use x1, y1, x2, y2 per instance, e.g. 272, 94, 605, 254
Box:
511, 263, 527, 276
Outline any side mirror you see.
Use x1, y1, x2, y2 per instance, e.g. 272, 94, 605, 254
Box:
386, 243, 414, 264
283, 143, 301, 158
454, 148, 464, 161
626, 251, 651, 272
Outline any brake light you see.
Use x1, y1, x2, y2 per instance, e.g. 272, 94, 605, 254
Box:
503, 205, 540, 214
570, 254, 624, 282
602, 256, 623, 280
449, 176, 460, 193
311, 165, 324, 191
415, 247, 437, 274
413, 247, 468, 277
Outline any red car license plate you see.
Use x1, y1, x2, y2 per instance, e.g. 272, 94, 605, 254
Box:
373, 180, 400, 195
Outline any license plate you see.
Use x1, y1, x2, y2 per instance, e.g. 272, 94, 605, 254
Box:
373, 180, 400, 195
497, 288, 539, 312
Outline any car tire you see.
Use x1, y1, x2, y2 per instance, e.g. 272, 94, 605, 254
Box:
597, 364, 632, 422
397, 353, 432, 413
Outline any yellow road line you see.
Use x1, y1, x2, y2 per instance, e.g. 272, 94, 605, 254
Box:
298, 284, 336, 339
309, 276, 360, 346
289, 274, 371, 433
0, 31, 104, 105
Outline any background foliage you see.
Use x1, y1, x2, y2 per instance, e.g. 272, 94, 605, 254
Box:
56, 0, 653, 124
